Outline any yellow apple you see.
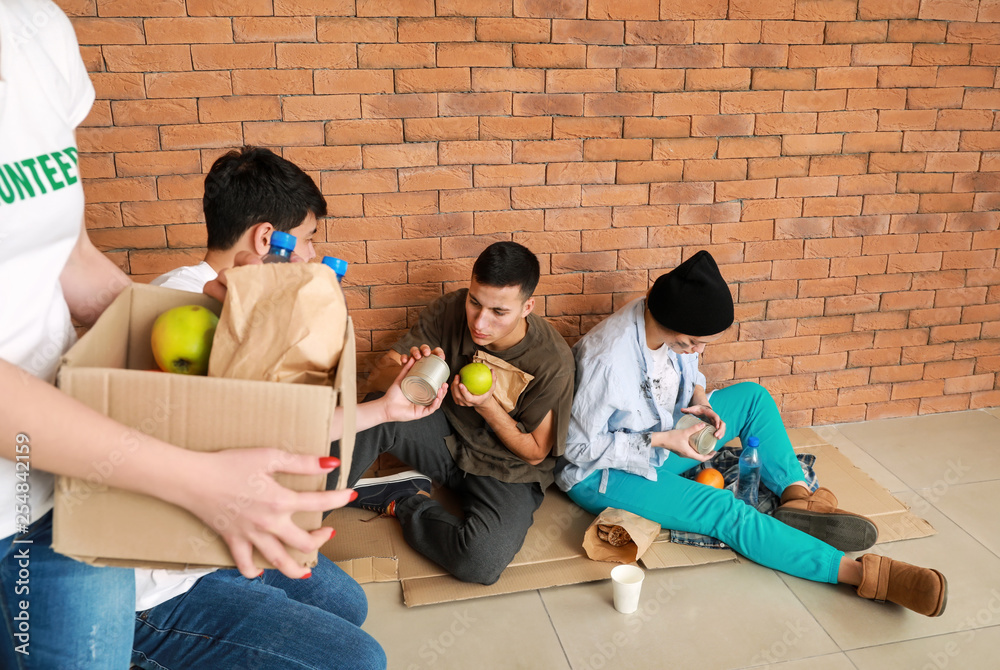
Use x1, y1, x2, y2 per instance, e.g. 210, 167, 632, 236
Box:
151, 305, 219, 375
459, 362, 493, 395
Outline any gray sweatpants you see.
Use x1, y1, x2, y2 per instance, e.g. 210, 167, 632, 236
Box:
329, 407, 544, 585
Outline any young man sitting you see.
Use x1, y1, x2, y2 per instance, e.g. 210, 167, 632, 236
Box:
152, 145, 320, 291
338, 241, 576, 585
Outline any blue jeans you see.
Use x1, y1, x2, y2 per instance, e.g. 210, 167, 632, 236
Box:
0, 511, 135, 669
568, 382, 844, 584
132, 555, 386, 670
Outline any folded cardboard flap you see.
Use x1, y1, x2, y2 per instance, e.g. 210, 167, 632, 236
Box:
53, 283, 355, 569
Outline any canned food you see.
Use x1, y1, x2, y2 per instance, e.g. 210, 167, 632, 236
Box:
400, 355, 450, 406
675, 413, 718, 456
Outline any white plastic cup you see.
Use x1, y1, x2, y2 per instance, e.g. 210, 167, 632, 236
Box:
400, 355, 450, 406
610, 564, 645, 614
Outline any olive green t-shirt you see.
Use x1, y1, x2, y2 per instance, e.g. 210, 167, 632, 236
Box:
393, 289, 575, 488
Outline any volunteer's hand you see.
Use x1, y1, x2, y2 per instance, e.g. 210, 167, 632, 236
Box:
451, 373, 495, 408
178, 449, 354, 580
399, 344, 446, 366
202, 250, 305, 303
378, 357, 447, 423
652, 426, 714, 462
681, 404, 725, 440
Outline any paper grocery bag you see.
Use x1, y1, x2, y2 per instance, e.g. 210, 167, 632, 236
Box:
583, 508, 661, 564
208, 263, 346, 385
472, 350, 533, 414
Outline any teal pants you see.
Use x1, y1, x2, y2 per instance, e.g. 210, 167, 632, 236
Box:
567, 382, 844, 584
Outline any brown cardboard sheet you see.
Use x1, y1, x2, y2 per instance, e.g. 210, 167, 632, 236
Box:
322, 428, 935, 607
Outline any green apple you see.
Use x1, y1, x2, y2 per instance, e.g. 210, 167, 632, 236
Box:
151, 305, 219, 375
459, 362, 493, 395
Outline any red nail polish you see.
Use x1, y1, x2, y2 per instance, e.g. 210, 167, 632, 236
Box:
300, 571, 312, 579
319, 457, 340, 469
349, 490, 358, 502
328, 527, 336, 539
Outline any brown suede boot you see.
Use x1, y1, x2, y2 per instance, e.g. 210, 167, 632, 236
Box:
856, 554, 948, 617
773, 484, 879, 552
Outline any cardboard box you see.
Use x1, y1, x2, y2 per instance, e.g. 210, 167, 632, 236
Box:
52, 283, 355, 570
322, 429, 934, 607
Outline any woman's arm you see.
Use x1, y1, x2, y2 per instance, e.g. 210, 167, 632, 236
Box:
0, 359, 352, 579
59, 222, 131, 327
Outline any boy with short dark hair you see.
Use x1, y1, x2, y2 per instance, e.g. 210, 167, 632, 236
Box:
338, 241, 576, 585
152, 146, 324, 291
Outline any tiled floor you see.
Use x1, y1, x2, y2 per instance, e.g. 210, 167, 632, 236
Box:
361, 408, 1000, 670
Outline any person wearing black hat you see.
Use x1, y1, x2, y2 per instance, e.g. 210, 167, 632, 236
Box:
555, 250, 948, 618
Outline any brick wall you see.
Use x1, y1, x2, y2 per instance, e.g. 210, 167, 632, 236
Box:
61, 0, 1000, 426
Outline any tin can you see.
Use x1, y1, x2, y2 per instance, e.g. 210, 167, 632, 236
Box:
675, 413, 718, 456
400, 355, 450, 406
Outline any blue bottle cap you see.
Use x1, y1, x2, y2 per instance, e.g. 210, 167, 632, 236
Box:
322, 256, 348, 277
269, 230, 296, 252
747, 436, 759, 448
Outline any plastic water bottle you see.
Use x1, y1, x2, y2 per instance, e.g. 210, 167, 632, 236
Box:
262, 230, 296, 263
321, 256, 348, 282
736, 436, 762, 507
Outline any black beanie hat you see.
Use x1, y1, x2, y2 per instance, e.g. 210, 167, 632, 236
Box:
648, 250, 734, 336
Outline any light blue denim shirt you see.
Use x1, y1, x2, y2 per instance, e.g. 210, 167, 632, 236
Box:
555, 298, 707, 493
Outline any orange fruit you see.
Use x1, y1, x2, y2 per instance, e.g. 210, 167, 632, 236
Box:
695, 467, 725, 489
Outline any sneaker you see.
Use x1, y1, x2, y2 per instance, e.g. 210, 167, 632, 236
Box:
348, 470, 432, 517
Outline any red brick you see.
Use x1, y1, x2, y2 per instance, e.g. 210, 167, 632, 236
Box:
787, 45, 850, 68
235, 16, 316, 42
514, 44, 587, 69
682, 159, 746, 181
551, 19, 624, 45
761, 20, 825, 44
440, 187, 511, 212
394, 69, 470, 94
685, 69, 752, 91
800, 196, 862, 217
478, 117, 550, 140
231, 69, 312, 96
817, 67, 878, 89
556, 117, 622, 138
717, 137, 781, 159
115, 150, 201, 177
782, 134, 844, 155
283, 146, 362, 171
624, 20, 694, 45
364, 192, 438, 217
784, 90, 848, 113
241, 121, 322, 147
752, 69, 816, 90
322, 170, 398, 195
315, 70, 393, 95
580, 139, 650, 161
361, 94, 437, 119
511, 184, 581, 209
145, 17, 232, 44
279, 95, 358, 121
473, 68, 546, 92
749, 157, 810, 179
716, 178, 777, 200
475, 164, 545, 187
103, 45, 191, 72
512, 139, 583, 163
430, 140, 509, 165
513, 94, 584, 116
657, 0, 726, 19
477, 209, 545, 233
616, 160, 684, 184
439, 43, 513, 67
720, 91, 784, 114
879, 66, 939, 88
651, 139, 717, 161
272, 0, 352, 15
826, 20, 888, 43
741, 197, 803, 220
847, 88, 907, 110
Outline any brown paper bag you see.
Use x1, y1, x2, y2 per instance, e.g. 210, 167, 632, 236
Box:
208, 263, 346, 385
471, 350, 533, 414
583, 508, 661, 564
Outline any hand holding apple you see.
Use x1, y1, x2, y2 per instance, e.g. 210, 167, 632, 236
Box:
151, 305, 219, 375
